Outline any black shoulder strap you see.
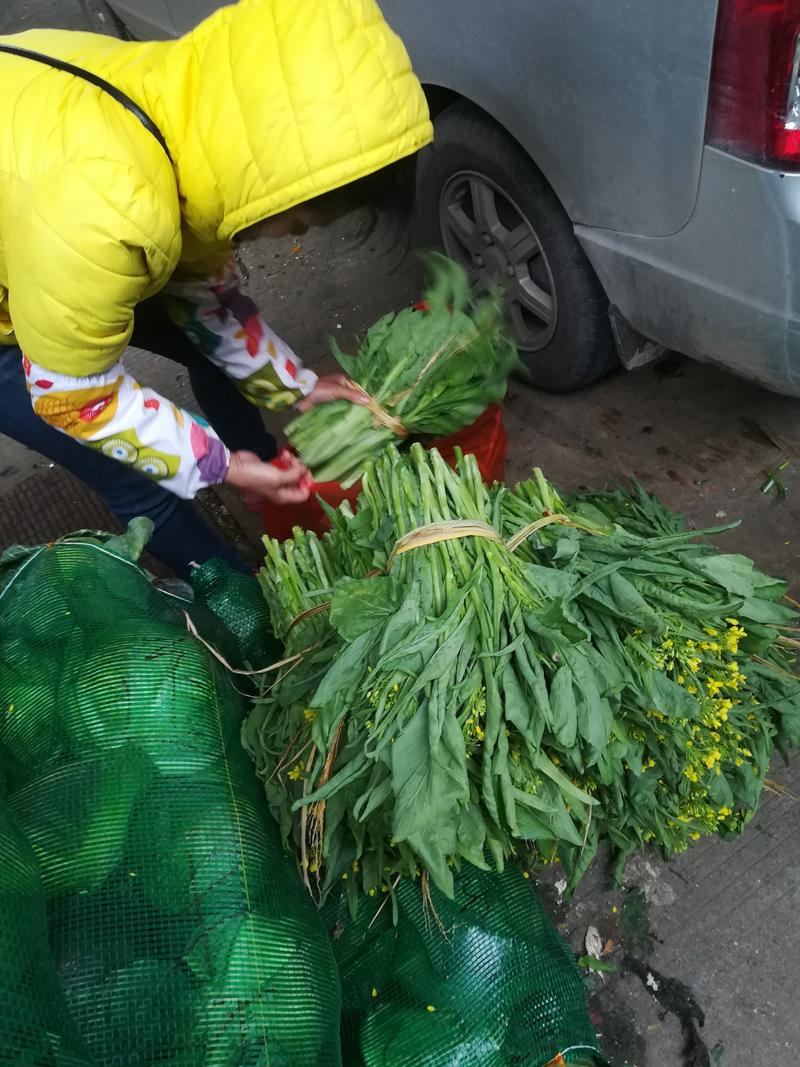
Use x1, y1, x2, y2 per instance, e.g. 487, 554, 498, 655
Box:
0, 42, 173, 163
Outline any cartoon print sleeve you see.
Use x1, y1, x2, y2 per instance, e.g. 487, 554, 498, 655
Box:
23, 355, 229, 500
162, 259, 318, 411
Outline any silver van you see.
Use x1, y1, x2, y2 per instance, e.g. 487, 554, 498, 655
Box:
81, 0, 800, 397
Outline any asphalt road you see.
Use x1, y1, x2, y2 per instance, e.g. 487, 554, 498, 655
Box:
1, 3, 799, 1067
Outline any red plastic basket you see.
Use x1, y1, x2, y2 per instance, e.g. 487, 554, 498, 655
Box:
262, 403, 508, 541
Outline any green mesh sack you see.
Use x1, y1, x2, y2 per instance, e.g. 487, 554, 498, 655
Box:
0, 530, 342, 1066
322, 865, 602, 1067
0, 791, 94, 1065
190, 558, 282, 671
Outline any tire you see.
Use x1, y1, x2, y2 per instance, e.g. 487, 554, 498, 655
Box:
416, 101, 618, 392
79, 0, 133, 38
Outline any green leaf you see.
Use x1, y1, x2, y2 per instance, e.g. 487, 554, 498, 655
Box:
456, 802, 490, 869
312, 630, 378, 707
563, 647, 615, 751
501, 661, 540, 747
523, 564, 578, 599
353, 765, 394, 823
549, 665, 578, 748
533, 750, 597, 809
695, 553, 787, 601
409, 608, 475, 695
513, 645, 552, 737
578, 955, 617, 973
514, 785, 583, 846
513, 806, 557, 843
646, 670, 700, 721
736, 597, 796, 626
391, 697, 469, 843
330, 575, 397, 640
294, 751, 369, 807
707, 772, 734, 808
406, 825, 456, 898
378, 580, 422, 655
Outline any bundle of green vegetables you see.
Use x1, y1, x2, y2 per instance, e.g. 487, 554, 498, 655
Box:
245, 446, 800, 906
284, 254, 519, 486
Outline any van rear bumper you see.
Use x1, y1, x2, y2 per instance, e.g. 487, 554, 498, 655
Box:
577, 146, 800, 397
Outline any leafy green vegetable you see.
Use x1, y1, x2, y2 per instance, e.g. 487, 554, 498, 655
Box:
247, 447, 800, 903
285, 254, 519, 486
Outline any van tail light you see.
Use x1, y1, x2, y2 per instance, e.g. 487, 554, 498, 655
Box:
707, 0, 800, 168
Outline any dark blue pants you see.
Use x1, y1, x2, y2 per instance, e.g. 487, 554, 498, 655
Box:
0, 297, 277, 576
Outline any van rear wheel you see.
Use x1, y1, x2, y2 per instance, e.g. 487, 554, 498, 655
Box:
416, 101, 618, 392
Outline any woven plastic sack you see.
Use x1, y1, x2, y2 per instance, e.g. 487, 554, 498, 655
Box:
0, 528, 342, 1066
322, 865, 603, 1067
262, 403, 508, 541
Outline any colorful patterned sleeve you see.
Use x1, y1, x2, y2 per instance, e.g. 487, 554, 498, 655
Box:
162, 259, 318, 410
23, 354, 230, 500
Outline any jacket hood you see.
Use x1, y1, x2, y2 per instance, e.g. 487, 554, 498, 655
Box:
134, 0, 432, 245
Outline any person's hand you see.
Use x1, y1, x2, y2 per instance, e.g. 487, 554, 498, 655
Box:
296, 373, 368, 412
224, 450, 311, 505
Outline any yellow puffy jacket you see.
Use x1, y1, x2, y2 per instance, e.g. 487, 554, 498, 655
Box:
0, 0, 431, 377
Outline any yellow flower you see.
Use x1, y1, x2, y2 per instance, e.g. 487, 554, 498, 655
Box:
372, 988, 379, 998
684, 766, 700, 783
687, 658, 701, 673
704, 627, 718, 637
303, 708, 317, 722
707, 678, 723, 696
426, 1005, 436, 1013
475, 724, 485, 741
288, 761, 305, 781
703, 749, 721, 769
689, 831, 701, 841
718, 806, 733, 817
735, 757, 744, 766
687, 685, 698, 695
645, 758, 656, 769
677, 674, 686, 685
